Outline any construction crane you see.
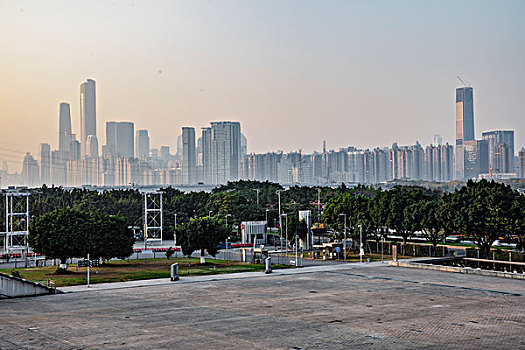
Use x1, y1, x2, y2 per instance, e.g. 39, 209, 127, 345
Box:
457, 75, 471, 87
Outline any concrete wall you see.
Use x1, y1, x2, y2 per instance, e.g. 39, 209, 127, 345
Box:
0, 272, 55, 298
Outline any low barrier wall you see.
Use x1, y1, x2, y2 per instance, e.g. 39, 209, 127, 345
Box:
0, 272, 58, 298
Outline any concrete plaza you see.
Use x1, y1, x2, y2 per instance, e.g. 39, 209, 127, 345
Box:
0, 262, 524, 349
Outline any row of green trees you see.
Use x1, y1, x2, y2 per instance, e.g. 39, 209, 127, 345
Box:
6, 181, 364, 241
11, 179, 525, 261
323, 180, 525, 257
28, 208, 134, 263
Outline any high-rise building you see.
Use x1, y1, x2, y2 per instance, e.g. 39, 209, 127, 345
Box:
455, 86, 475, 179
160, 146, 170, 163
210, 121, 242, 184
463, 139, 489, 179
106, 121, 134, 158
51, 150, 66, 186
201, 127, 212, 184
86, 135, 99, 158
519, 148, 525, 178
182, 127, 196, 185
59, 102, 72, 159
433, 134, 442, 147
241, 133, 248, 155
80, 79, 96, 157
39, 143, 51, 185
135, 130, 150, 159
481, 130, 515, 173
22, 152, 39, 187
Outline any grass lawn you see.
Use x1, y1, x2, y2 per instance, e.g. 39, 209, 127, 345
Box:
0, 258, 290, 287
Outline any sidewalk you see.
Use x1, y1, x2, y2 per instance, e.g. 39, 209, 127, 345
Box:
59, 260, 392, 293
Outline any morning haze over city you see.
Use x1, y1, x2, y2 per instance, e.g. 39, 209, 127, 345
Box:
1, 0, 524, 187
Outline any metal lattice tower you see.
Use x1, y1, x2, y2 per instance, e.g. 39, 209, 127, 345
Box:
144, 192, 163, 246
3, 192, 30, 254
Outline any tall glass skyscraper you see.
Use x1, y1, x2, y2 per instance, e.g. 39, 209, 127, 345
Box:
182, 127, 197, 185
80, 79, 97, 157
455, 87, 475, 179
59, 102, 72, 159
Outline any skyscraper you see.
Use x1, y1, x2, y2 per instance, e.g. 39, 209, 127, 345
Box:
116, 122, 134, 158
455, 86, 475, 179
59, 102, 72, 159
105, 121, 134, 158
22, 152, 39, 187
136, 130, 150, 159
210, 121, 241, 184
182, 127, 196, 185
80, 79, 97, 157
519, 148, 525, 178
86, 135, 99, 158
39, 143, 51, 185
201, 127, 212, 184
481, 130, 515, 173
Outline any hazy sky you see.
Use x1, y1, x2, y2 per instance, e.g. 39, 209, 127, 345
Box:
1, 0, 524, 171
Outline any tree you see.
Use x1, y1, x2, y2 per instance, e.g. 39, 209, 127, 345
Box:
89, 211, 135, 261
368, 191, 389, 245
406, 199, 445, 256
322, 193, 372, 248
28, 208, 91, 264
441, 180, 520, 258
28, 208, 135, 264
175, 216, 230, 263
385, 186, 435, 254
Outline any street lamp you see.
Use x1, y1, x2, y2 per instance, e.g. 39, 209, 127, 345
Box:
358, 224, 363, 263
317, 188, 321, 224
174, 213, 178, 255
265, 208, 270, 243
282, 213, 288, 257
276, 190, 282, 255
340, 213, 347, 261
209, 210, 213, 217
225, 214, 232, 260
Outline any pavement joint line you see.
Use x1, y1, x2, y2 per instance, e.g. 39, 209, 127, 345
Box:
324, 270, 525, 297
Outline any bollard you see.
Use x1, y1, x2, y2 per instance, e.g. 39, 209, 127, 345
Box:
265, 257, 272, 274
171, 263, 179, 281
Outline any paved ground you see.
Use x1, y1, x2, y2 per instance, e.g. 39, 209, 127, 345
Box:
1, 262, 524, 349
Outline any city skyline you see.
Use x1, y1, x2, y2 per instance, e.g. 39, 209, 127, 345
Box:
1, 1, 525, 172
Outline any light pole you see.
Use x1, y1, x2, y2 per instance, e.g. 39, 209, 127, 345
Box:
358, 224, 363, 263
209, 210, 213, 217
225, 214, 231, 260
340, 213, 347, 261
174, 213, 178, 257
282, 213, 288, 257
252, 189, 260, 207
317, 188, 321, 224
265, 208, 269, 244
277, 190, 282, 256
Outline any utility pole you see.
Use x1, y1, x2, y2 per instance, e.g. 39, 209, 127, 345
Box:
317, 188, 321, 224
225, 213, 231, 260
359, 225, 363, 263
340, 213, 347, 261
277, 190, 282, 256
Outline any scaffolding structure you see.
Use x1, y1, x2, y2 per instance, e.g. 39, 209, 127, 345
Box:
144, 191, 163, 246
2, 192, 30, 254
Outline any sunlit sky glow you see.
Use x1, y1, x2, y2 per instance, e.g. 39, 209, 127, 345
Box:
1, 0, 524, 171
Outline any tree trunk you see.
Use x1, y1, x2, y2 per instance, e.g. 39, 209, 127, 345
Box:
432, 243, 438, 257
200, 248, 206, 264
